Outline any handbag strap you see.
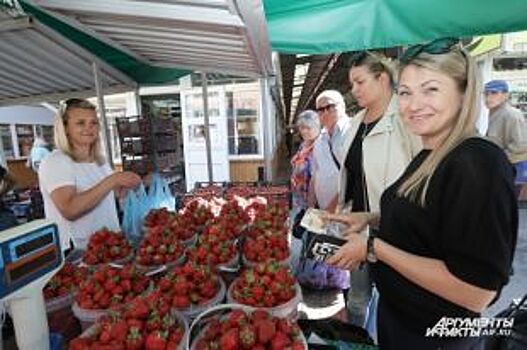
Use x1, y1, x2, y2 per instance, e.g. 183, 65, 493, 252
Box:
327, 139, 341, 170
509, 293, 527, 317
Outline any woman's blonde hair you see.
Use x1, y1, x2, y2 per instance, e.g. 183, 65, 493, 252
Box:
349, 51, 396, 89
54, 98, 105, 165
397, 45, 480, 205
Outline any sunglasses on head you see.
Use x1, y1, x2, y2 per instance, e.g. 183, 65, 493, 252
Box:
400, 37, 460, 64
58, 98, 95, 120
316, 104, 335, 113
349, 51, 369, 66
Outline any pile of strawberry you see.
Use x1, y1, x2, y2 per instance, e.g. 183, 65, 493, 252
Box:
201, 218, 245, 242
243, 232, 290, 265
219, 199, 251, 226
191, 184, 223, 197
69, 293, 185, 350
244, 196, 268, 222
252, 201, 289, 231
224, 184, 257, 199
186, 234, 237, 267
155, 263, 221, 310
193, 309, 305, 350
230, 262, 297, 308
181, 199, 214, 226
144, 208, 175, 229
83, 228, 133, 265
136, 226, 185, 266
201, 200, 250, 242
75, 264, 151, 310
43, 262, 90, 300
167, 201, 214, 242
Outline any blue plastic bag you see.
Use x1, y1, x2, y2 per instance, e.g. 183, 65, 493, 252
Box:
148, 173, 175, 211
122, 184, 149, 246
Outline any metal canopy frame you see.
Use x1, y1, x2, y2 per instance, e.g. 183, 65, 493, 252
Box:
29, 0, 274, 77
0, 10, 136, 106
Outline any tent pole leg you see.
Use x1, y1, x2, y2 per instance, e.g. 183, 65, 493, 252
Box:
201, 71, 213, 183
92, 62, 113, 168
261, 78, 274, 182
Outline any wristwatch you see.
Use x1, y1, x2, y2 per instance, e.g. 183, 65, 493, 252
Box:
366, 233, 377, 263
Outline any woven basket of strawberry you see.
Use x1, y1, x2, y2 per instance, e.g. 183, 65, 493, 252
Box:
69, 293, 188, 350
155, 263, 226, 320
186, 234, 239, 269
135, 226, 186, 270
73, 264, 153, 330
82, 228, 134, 266
44, 262, 90, 312
188, 305, 307, 350
242, 232, 291, 268
144, 207, 176, 229
227, 262, 302, 319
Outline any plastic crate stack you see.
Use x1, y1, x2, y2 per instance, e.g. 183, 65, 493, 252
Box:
116, 115, 179, 176
177, 181, 292, 209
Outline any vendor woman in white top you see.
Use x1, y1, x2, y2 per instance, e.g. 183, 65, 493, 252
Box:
39, 99, 141, 252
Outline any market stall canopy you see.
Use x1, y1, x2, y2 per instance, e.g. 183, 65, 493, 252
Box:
23, 0, 273, 77
264, 0, 527, 54
0, 9, 136, 106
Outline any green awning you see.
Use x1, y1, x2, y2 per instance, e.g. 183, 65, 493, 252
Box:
264, 0, 527, 54
20, 1, 191, 85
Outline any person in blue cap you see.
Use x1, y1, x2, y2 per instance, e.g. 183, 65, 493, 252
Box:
484, 79, 527, 190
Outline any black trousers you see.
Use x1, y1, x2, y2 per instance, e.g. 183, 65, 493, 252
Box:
377, 298, 485, 350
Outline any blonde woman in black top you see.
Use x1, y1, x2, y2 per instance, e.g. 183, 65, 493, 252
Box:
326, 39, 517, 349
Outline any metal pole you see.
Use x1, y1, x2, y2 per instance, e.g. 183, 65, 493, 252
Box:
92, 62, 113, 168
201, 71, 213, 182
261, 78, 274, 182
135, 88, 142, 116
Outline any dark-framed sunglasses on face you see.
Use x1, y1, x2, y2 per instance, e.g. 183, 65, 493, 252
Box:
400, 37, 460, 64
316, 104, 335, 113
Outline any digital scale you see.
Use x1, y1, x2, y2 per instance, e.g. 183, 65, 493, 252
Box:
0, 220, 63, 350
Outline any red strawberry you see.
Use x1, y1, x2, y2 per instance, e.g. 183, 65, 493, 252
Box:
145, 330, 167, 350
219, 328, 239, 350
69, 337, 92, 350
271, 331, 292, 350
291, 342, 305, 350
256, 319, 276, 344
109, 320, 129, 342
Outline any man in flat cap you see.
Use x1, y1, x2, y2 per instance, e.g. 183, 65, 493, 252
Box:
485, 79, 527, 191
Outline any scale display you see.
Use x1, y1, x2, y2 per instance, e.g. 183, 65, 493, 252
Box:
0, 222, 62, 299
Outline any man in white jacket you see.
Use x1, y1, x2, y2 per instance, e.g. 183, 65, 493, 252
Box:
310, 90, 351, 212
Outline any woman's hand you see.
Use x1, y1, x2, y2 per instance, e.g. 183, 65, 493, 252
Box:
322, 212, 372, 232
326, 232, 367, 270
110, 171, 142, 190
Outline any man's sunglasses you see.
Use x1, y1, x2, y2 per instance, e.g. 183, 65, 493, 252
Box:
316, 104, 335, 113
400, 37, 460, 64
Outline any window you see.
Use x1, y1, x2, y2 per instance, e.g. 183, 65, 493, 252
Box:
16, 125, 34, 158
227, 89, 262, 156
184, 92, 221, 119
106, 107, 127, 164
35, 125, 54, 149
0, 124, 14, 159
